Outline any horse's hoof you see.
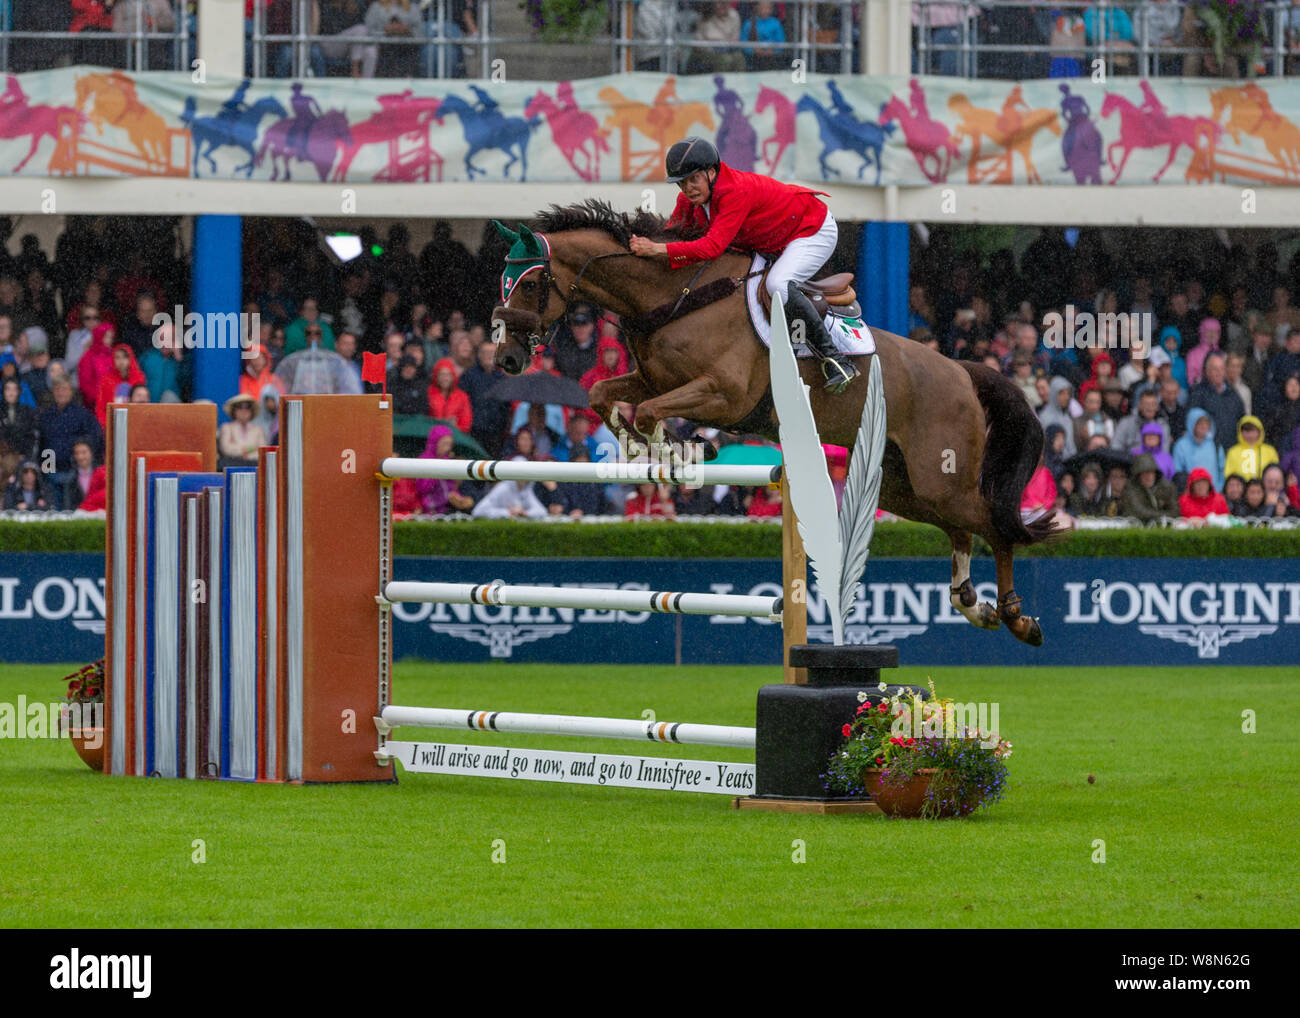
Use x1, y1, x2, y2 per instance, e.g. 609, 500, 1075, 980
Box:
974, 602, 1001, 630
1023, 617, 1044, 647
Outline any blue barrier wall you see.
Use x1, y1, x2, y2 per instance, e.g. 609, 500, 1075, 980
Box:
4, 555, 1298, 667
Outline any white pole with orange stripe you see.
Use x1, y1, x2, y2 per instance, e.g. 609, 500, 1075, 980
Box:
381, 581, 782, 620
377, 706, 756, 749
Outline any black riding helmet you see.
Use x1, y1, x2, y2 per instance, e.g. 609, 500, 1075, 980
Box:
665, 136, 720, 183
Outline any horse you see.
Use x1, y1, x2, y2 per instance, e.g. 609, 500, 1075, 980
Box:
74, 71, 171, 169
181, 96, 287, 178
879, 93, 958, 184
256, 109, 352, 181
489, 203, 1056, 647
796, 95, 895, 184
1100, 92, 1218, 184
754, 85, 795, 173
1209, 86, 1300, 180
525, 89, 609, 182
333, 94, 442, 181
947, 94, 1060, 185
437, 94, 540, 181
0, 95, 86, 173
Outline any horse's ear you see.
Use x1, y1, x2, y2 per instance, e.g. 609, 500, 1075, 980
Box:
492, 220, 519, 245
517, 224, 542, 254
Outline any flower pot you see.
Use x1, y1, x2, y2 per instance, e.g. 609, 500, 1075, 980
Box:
69, 727, 105, 773
862, 768, 977, 818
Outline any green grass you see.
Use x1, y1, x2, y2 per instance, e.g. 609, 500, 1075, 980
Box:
1, 662, 1295, 928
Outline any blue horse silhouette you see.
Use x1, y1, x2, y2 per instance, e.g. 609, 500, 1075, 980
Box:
437, 93, 541, 181
796, 93, 895, 184
182, 92, 288, 177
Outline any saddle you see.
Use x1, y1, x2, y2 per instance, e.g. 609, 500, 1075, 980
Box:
757, 267, 861, 320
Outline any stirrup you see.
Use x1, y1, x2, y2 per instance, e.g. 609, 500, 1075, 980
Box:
819, 357, 858, 394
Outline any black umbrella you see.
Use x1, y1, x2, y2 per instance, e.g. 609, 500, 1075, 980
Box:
488, 372, 590, 408
1062, 447, 1134, 476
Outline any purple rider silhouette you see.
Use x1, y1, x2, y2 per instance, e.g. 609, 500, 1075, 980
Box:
286, 82, 322, 163
1059, 83, 1102, 184
712, 74, 756, 170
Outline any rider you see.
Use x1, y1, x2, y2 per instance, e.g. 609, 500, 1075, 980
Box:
285, 82, 321, 163
218, 79, 251, 123
629, 136, 859, 392
470, 84, 499, 117
1137, 80, 1170, 137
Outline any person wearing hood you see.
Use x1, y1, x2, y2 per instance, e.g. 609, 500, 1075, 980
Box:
1039, 376, 1080, 456
1120, 452, 1179, 521
411, 424, 474, 515
256, 384, 281, 445
1185, 317, 1222, 387
1157, 325, 1188, 389
1179, 467, 1228, 521
391, 355, 431, 416
1172, 407, 1225, 491
1132, 420, 1175, 479
239, 344, 284, 401
77, 321, 118, 411
1, 376, 38, 460
1188, 351, 1243, 451
93, 343, 146, 425
1224, 414, 1278, 480
2, 460, 52, 511
1077, 351, 1116, 400
1279, 421, 1300, 487
427, 356, 472, 434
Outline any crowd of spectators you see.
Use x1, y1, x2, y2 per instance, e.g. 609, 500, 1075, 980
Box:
907, 230, 1300, 525
6, 215, 1300, 526
0, 215, 794, 519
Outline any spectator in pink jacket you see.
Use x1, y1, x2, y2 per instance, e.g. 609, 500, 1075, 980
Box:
1185, 317, 1222, 389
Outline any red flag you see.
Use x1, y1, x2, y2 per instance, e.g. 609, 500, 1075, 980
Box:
361, 352, 387, 392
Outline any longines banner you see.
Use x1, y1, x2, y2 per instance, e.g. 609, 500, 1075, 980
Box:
2, 66, 1297, 186
3, 553, 1298, 667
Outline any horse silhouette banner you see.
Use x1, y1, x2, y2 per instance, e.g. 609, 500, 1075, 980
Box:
2, 67, 1298, 187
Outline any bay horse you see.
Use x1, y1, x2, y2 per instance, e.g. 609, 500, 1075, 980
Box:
490, 202, 1055, 646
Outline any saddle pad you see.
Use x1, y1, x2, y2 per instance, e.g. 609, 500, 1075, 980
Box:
745, 254, 876, 356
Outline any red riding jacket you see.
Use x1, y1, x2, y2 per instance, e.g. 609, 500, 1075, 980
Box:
663, 162, 829, 270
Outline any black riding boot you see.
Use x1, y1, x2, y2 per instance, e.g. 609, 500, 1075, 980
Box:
783, 289, 860, 394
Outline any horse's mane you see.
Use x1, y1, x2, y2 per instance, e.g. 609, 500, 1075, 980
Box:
533, 199, 704, 248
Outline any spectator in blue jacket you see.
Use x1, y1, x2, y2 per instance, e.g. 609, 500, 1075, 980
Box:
138, 324, 193, 404
1172, 407, 1226, 491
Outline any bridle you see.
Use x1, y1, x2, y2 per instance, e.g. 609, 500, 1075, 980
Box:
500, 246, 629, 356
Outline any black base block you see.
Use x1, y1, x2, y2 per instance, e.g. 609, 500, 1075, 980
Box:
753, 644, 926, 802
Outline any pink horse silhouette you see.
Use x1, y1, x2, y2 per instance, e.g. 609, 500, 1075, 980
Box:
525, 85, 609, 182
1100, 92, 1222, 184
755, 85, 794, 174
0, 75, 86, 172
880, 92, 958, 183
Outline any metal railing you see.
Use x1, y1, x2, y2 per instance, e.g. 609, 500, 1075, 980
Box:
249, 0, 860, 80
913, 0, 1300, 79
0, 0, 192, 73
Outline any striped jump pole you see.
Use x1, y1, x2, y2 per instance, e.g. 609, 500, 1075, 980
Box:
379, 457, 782, 488
382, 581, 783, 619
378, 706, 756, 749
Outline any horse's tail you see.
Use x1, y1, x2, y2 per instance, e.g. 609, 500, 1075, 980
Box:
956, 362, 1055, 547
180, 96, 195, 127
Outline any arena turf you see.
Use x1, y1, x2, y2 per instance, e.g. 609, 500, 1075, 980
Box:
0, 662, 1294, 929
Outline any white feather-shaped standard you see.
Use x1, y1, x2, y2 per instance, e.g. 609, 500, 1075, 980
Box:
768, 300, 844, 644
837, 355, 887, 629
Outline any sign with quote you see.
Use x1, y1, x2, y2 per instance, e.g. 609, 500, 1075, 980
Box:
384, 741, 755, 796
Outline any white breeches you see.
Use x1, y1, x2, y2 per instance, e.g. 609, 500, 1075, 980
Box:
764, 212, 838, 303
